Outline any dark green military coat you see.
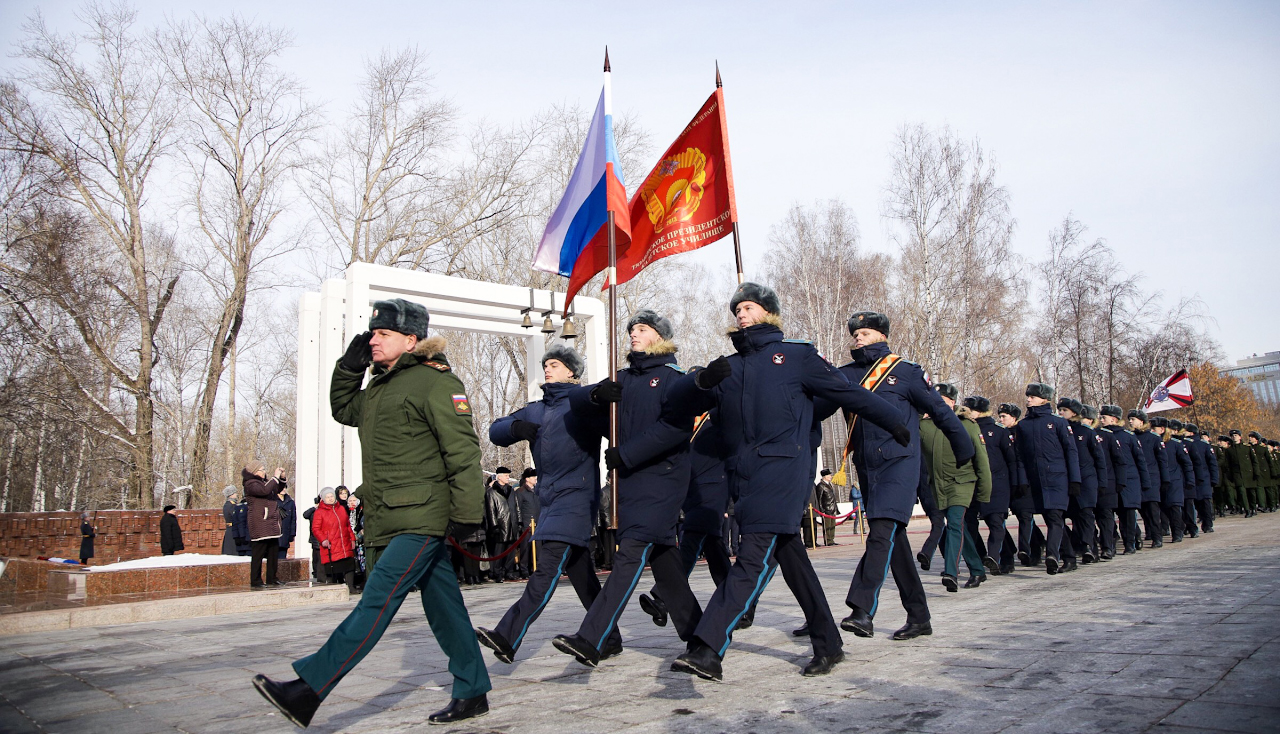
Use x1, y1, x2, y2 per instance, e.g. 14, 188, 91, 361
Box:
920, 407, 992, 509
1229, 441, 1258, 489
330, 336, 483, 548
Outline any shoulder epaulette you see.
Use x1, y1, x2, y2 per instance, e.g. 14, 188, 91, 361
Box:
781, 338, 813, 345
422, 360, 451, 372
664, 364, 688, 374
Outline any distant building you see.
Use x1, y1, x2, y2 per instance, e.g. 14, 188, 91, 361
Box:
1223, 352, 1280, 405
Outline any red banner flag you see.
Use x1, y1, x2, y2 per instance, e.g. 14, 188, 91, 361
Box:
568, 89, 737, 301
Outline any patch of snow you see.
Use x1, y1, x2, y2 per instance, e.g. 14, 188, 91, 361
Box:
90, 554, 250, 572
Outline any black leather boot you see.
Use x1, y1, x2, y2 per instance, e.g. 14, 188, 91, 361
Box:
475, 627, 516, 664
428, 694, 489, 724
671, 643, 723, 681
638, 593, 668, 627
252, 675, 320, 729
840, 607, 873, 638
802, 650, 844, 676
552, 634, 600, 667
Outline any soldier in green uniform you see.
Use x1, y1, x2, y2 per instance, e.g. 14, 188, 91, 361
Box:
1228, 430, 1257, 517
1212, 435, 1233, 516
1265, 440, 1280, 512
919, 383, 993, 591
253, 299, 491, 728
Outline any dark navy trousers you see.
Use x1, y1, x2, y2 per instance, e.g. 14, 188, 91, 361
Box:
846, 518, 929, 625
692, 532, 781, 657
493, 541, 620, 653
577, 538, 702, 650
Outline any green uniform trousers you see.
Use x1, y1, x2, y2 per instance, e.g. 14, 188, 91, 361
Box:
943, 504, 984, 578
293, 533, 491, 702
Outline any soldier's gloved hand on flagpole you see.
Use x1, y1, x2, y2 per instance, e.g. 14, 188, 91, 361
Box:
340, 331, 373, 372
604, 447, 626, 471
696, 356, 732, 389
511, 420, 540, 443
890, 424, 911, 448
592, 379, 623, 404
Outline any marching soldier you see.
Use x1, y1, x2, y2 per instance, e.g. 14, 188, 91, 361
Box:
964, 395, 1015, 575
998, 403, 1045, 570
478, 345, 623, 666
1229, 430, 1258, 517
553, 310, 705, 667
1057, 398, 1105, 564
1182, 424, 1218, 533
1214, 435, 1236, 515
920, 383, 993, 590
667, 285, 909, 681
253, 299, 491, 727
814, 312, 972, 635
1129, 410, 1168, 546
1015, 383, 1080, 575
1099, 405, 1150, 555
1153, 417, 1192, 542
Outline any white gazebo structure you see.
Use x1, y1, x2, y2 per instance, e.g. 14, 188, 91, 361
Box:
293, 262, 607, 557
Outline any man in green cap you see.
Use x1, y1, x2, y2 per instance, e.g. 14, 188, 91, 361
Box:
252, 298, 491, 728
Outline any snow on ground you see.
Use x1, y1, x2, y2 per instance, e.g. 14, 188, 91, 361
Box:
89, 554, 249, 572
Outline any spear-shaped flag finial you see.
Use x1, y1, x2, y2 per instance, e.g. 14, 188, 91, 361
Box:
604, 46, 611, 73
715, 60, 722, 88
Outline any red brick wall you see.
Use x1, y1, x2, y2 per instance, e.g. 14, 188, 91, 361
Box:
0, 510, 235, 565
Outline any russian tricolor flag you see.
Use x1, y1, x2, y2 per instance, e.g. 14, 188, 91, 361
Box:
533, 69, 632, 306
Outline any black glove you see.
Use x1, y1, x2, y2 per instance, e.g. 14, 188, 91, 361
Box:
956, 454, 972, 470
340, 331, 373, 372
510, 420, 539, 443
890, 424, 911, 447
1161, 482, 1171, 494
1068, 482, 1081, 497
448, 521, 482, 542
604, 447, 625, 471
1014, 484, 1029, 498
695, 356, 732, 389
592, 379, 623, 404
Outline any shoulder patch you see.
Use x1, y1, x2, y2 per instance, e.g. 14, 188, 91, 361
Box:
664, 364, 687, 374
423, 360, 451, 372
451, 394, 471, 415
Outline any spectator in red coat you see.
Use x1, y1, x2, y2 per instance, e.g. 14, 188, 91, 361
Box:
313, 487, 358, 593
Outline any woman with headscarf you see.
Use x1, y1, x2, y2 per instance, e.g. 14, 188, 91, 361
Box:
79, 512, 95, 566
348, 495, 366, 588
313, 487, 358, 593
221, 486, 240, 555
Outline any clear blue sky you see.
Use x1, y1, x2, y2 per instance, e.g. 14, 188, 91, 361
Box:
4, 1, 1277, 362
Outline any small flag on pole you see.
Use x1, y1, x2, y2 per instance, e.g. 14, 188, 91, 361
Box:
1144, 369, 1194, 413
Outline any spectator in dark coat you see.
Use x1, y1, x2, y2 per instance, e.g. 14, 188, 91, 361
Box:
243, 460, 287, 587
484, 468, 516, 582
221, 486, 240, 555
233, 496, 252, 556
278, 487, 297, 560
302, 497, 326, 583
160, 505, 185, 555
513, 469, 540, 579
79, 512, 95, 565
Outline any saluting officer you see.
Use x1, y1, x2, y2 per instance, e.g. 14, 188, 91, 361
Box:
1129, 410, 1168, 547
253, 299, 491, 727
553, 309, 705, 667
478, 345, 623, 666
815, 312, 972, 638
668, 284, 909, 681
1015, 383, 1080, 575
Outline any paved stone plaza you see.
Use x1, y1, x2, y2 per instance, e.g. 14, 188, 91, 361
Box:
2, 514, 1277, 734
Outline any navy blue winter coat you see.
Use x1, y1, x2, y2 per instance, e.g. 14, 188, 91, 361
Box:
672, 323, 903, 535
681, 414, 730, 537
575, 349, 694, 544
1134, 430, 1168, 503
490, 381, 602, 546
1070, 421, 1107, 509
1097, 426, 1128, 509
975, 416, 1016, 515
1161, 437, 1194, 506
1185, 437, 1219, 501
813, 342, 973, 525
1013, 404, 1081, 513
1107, 427, 1151, 508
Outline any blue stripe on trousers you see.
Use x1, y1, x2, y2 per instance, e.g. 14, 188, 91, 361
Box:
595, 542, 652, 650
513, 546, 570, 649
720, 536, 777, 657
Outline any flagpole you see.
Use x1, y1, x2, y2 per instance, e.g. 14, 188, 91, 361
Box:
718, 61, 745, 285
605, 48, 620, 530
